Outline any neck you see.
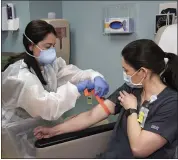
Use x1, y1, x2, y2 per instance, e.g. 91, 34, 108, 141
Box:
142, 75, 166, 100
35, 58, 43, 71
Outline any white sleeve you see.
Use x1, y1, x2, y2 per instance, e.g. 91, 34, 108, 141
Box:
16, 71, 80, 121
53, 57, 104, 86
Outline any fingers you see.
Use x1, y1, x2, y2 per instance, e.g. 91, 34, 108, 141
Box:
34, 126, 43, 136
95, 87, 102, 97
95, 87, 109, 97
119, 91, 125, 98
87, 81, 95, 90
34, 126, 53, 139
118, 90, 128, 103
36, 133, 43, 139
118, 96, 124, 102
103, 87, 109, 96
122, 90, 129, 96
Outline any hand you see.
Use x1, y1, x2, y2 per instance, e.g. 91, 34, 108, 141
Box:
118, 91, 137, 110
86, 80, 95, 90
94, 76, 109, 97
34, 126, 56, 139
76, 80, 94, 93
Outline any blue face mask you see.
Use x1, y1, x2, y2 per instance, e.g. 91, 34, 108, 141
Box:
24, 33, 56, 65
35, 47, 56, 65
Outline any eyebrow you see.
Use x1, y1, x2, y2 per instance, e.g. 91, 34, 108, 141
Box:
122, 67, 127, 71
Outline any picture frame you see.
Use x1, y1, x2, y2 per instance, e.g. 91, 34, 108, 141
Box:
155, 13, 175, 34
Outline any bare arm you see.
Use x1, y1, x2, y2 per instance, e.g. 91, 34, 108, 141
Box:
127, 113, 167, 158
53, 100, 116, 135
120, 91, 177, 158
34, 100, 116, 139
118, 91, 175, 158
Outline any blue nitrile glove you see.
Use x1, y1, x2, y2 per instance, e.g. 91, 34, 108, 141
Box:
76, 80, 94, 93
87, 80, 95, 90
94, 76, 109, 97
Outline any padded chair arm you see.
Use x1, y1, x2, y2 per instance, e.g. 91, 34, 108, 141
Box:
35, 122, 116, 148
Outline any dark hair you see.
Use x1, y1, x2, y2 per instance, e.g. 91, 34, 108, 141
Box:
121, 39, 178, 91
3, 20, 57, 85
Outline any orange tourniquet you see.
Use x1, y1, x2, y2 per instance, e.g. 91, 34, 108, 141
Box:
84, 89, 111, 115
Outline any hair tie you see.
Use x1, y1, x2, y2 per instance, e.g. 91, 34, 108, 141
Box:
164, 52, 168, 58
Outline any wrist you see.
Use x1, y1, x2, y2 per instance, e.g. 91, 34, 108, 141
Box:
125, 108, 138, 118
52, 125, 63, 136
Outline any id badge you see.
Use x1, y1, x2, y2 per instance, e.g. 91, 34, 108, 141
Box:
87, 96, 93, 104
137, 107, 149, 128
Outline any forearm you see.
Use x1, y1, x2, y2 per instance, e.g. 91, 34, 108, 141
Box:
53, 112, 94, 135
127, 113, 142, 150
52, 105, 109, 135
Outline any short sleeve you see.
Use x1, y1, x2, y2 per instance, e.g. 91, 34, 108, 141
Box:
107, 83, 132, 114
144, 100, 178, 144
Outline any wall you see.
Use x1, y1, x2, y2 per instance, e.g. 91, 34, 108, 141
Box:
2, 1, 62, 53
62, 1, 169, 94
2, 1, 30, 52
29, 1, 62, 21
2, 1, 174, 93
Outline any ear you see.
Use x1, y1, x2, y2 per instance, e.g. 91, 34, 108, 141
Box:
140, 67, 148, 77
29, 44, 34, 51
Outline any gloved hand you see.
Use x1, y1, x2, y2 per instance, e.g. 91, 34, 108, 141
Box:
94, 76, 109, 97
76, 80, 94, 93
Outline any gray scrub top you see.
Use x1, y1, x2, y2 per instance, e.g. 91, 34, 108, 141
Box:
99, 84, 177, 159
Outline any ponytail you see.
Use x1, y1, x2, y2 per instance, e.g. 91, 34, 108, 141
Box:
161, 52, 178, 91
24, 54, 47, 85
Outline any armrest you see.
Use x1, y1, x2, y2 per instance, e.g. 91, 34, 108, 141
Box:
35, 122, 116, 148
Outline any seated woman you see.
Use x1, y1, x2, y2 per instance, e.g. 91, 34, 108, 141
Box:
34, 39, 178, 159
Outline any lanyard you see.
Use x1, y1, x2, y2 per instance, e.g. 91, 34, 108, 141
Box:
84, 89, 111, 115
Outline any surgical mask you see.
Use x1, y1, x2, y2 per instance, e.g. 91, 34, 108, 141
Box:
24, 33, 56, 65
123, 70, 144, 88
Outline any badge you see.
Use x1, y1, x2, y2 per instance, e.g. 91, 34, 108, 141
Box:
137, 107, 149, 128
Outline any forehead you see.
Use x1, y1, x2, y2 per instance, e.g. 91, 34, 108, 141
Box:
41, 33, 56, 44
122, 57, 130, 68
121, 57, 136, 71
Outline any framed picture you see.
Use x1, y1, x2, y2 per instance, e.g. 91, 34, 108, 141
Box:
155, 14, 175, 34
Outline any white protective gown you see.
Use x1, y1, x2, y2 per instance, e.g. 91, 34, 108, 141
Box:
2, 57, 104, 158
2, 57, 104, 123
